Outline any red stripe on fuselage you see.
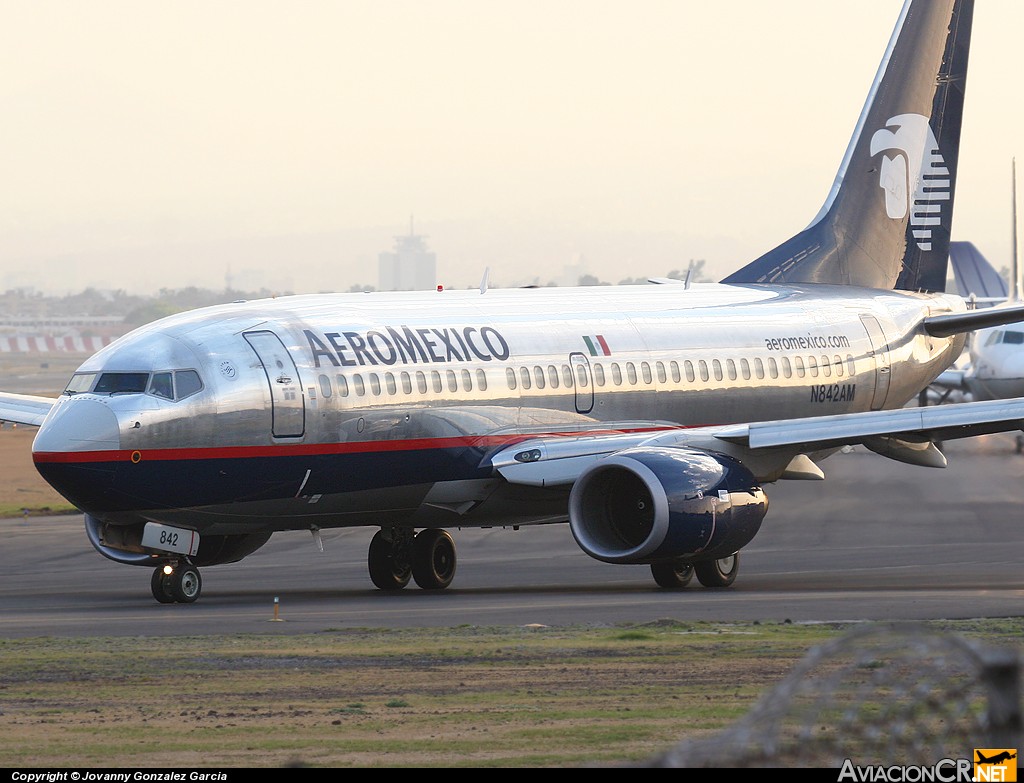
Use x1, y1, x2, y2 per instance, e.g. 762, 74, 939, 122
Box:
31, 426, 681, 464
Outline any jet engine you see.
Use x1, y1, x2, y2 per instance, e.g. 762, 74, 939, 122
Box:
568, 446, 768, 564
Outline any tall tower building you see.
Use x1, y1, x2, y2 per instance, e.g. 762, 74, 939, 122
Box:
378, 218, 437, 291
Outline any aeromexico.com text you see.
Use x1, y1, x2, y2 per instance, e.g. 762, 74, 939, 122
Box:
765, 334, 852, 351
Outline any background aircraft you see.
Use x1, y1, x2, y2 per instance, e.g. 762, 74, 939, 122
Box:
927, 161, 1024, 451
3, 0, 1024, 605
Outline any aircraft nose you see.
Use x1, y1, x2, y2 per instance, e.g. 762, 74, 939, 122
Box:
31, 397, 121, 512
1000, 354, 1024, 381
32, 397, 121, 453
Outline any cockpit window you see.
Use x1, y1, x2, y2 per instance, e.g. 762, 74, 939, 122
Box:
68, 369, 204, 400
1004, 331, 1024, 345
148, 372, 174, 399
94, 372, 150, 394
64, 373, 97, 394
175, 370, 203, 399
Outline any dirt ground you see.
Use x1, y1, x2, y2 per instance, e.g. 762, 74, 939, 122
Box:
0, 425, 72, 513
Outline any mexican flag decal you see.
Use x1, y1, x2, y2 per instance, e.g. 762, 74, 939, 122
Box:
582, 335, 611, 356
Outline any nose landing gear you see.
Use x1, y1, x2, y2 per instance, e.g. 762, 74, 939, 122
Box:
150, 561, 203, 603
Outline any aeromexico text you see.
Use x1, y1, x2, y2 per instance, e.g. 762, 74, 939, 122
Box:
306, 327, 511, 368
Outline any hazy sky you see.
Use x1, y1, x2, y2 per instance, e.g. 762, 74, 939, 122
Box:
2, 1, 1021, 296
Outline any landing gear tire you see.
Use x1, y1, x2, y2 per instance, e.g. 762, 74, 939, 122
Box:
368, 529, 412, 590
150, 564, 202, 603
411, 528, 457, 590
171, 565, 202, 603
650, 559, 695, 588
151, 568, 176, 603
695, 553, 739, 588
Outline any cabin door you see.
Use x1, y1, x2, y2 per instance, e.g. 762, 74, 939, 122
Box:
244, 330, 306, 438
570, 352, 594, 414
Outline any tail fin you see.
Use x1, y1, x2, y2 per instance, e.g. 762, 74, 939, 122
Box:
948, 241, 1008, 302
723, 0, 974, 292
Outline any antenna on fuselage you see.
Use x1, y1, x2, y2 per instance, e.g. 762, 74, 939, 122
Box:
479, 266, 490, 294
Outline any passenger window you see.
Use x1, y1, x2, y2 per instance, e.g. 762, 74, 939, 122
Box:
753, 358, 765, 380
369, 373, 382, 395
336, 375, 349, 397
462, 369, 473, 391
506, 367, 518, 390
684, 361, 696, 383
447, 370, 458, 392
656, 361, 667, 383
318, 374, 332, 399
712, 359, 723, 382
808, 356, 819, 378
795, 356, 806, 377
385, 373, 397, 395
562, 365, 573, 387
519, 367, 532, 390
834, 355, 843, 377
726, 359, 737, 381
821, 356, 831, 378
547, 365, 559, 388
149, 372, 173, 399
534, 366, 545, 389
740, 358, 751, 381
416, 371, 427, 394
611, 363, 623, 385
641, 362, 652, 384
353, 374, 365, 395
476, 368, 487, 391
670, 361, 681, 383
401, 372, 413, 394
698, 360, 710, 382
593, 363, 605, 386
626, 362, 638, 384
846, 355, 856, 376
431, 370, 443, 393
781, 357, 792, 378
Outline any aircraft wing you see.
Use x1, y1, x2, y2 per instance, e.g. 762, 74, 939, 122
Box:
0, 393, 57, 427
490, 397, 1024, 486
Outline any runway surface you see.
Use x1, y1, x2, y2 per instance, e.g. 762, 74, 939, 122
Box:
2, 433, 1022, 638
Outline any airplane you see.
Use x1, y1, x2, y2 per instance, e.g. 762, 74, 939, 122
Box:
4, 0, 1024, 605
931, 162, 1024, 408
976, 751, 1017, 765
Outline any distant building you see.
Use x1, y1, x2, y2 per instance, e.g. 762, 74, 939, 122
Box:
378, 220, 437, 291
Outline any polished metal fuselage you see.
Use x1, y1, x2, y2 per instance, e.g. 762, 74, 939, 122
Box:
30, 282, 967, 535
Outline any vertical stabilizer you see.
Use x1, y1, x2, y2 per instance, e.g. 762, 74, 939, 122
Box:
723, 0, 974, 292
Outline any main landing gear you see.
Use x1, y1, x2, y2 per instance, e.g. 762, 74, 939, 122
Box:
649, 553, 740, 589
151, 561, 203, 604
368, 527, 457, 591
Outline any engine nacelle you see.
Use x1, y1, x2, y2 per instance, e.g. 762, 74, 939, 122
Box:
568, 446, 768, 565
